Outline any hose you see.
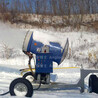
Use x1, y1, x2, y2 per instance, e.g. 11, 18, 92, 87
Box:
0, 91, 9, 96
33, 82, 41, 90
32, 56, 42, 90
0, 82, 41, 96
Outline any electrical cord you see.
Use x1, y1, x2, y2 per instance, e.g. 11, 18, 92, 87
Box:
0, 91, 9, 96
33, 82, 41, 90
0, 82, 41, 96
0, 54, 41, 96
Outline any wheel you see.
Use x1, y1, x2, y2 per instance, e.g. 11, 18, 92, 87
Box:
89, 74, 97, 93
23, 72, 35, 83
23, 72, 41, 90
9, 78, 33, 97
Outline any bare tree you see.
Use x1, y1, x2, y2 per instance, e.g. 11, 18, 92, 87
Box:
1, 43, 14, 59
51, 0, 58, 16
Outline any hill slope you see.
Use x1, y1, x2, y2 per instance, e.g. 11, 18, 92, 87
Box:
0, 22, 98, 97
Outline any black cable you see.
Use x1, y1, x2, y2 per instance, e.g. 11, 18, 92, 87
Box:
0, 91, 9, 96
0, 82, 41, 96
32, 56, 41, 90
33, 82, 41, 90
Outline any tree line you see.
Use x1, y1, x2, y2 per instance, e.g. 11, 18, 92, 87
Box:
0, 0, 98, 15
0, 0, 98, 31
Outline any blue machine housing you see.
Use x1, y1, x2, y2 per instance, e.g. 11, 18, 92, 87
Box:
23, 32, 69, 66
36, 53, 53, 73
25, 33, 63, 64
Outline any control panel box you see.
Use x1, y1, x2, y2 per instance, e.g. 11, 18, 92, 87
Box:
36, 53, 53, 73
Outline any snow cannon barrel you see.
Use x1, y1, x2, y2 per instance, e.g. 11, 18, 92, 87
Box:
22, 31, 69, 65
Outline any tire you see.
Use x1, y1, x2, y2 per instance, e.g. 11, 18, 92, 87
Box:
89, 74, 97, 93
23, 72, 35, 83
9, 78, 33, 97
23, 72, 41, 90
23, 72, 34, 78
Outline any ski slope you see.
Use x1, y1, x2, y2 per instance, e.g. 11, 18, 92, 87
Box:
0, 67, 98, 98
0, 22, 98, 97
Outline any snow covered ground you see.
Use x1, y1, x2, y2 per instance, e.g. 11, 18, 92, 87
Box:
0, 67, 98, 98
0, 22, 98, 97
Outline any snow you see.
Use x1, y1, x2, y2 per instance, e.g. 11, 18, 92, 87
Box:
0, 22, 98, 97
0, 22, 26, 49
32, 30, 66, 47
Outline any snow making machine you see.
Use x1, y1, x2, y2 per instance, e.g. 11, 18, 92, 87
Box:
9, 31, 69, 97
8, 31, 98, 97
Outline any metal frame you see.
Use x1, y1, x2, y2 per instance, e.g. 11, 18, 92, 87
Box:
39, 68, 98, 93
21, 55, 98, 93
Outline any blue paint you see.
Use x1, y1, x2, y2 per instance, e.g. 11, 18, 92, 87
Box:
27, 33, 44, 53
48, 44, 63, 65
26, 32, 65, 65
36, 53, 53, 73
49, 42, 61, 48
23, 32, 69, 74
